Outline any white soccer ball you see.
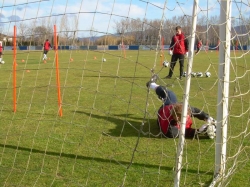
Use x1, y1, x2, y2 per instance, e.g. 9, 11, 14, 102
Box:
191, 72, 196, 77
0, 61, 5, 64
102, 58, 106, 62
205, 72, 211, 77
163, 61, 169, 67
182, 72, 187, 77
196, 72, 203, 77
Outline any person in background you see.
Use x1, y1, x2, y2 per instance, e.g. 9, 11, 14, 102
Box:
195, 39, 202, 54
165, 26, 189, 80
43, 39, 52, 61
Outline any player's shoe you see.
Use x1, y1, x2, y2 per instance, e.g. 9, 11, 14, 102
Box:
197, 124, 208, 134
206, 125, 216, 139
164, 75, 171, 79
146, 74, 158, 88
177, 76, 182, 80
196, 123, 216, 139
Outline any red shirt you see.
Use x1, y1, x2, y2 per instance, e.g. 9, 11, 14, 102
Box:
44, 41, 51, 50
158, 104, 193, 135
0, 43, 3, 52
170, 33, 188, 55
197, 41, 202, 48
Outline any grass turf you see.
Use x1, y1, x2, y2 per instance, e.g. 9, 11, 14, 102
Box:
0, 49, 249, 186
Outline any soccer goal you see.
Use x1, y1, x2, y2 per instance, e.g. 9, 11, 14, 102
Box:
0, 0, 249, 186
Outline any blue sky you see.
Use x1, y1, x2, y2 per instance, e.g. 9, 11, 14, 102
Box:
0, 0, 249, 36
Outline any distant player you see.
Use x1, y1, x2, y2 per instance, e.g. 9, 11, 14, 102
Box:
165, 26, 189, 80
43, 39, 52, 60
0, 41, 3, 62
195, 39, 202, 54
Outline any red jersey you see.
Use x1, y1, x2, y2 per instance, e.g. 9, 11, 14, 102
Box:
0, 43, 3, 52
44, 41, 51, 50
158, 104, 193, 136
197, 41, 202, 48
169, 33, 188, 55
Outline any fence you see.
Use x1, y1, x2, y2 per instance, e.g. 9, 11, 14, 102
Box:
3, 45, 250, 51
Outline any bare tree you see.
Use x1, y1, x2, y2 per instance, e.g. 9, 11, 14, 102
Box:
17, 22, 30, 45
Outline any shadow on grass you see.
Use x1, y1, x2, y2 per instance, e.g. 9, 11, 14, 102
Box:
75, 110, 161, 138
0, 143, 213, 177
74, 110, 211, 140
78, 75, 150, 79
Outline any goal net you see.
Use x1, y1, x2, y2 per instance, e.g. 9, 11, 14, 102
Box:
0, 0, 249, 186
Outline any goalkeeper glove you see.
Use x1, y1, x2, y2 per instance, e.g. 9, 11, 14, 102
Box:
169, 50, 173, 56
185, 52, 189, 58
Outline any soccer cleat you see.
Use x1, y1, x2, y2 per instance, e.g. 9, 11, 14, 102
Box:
207, 117, 217, 127
206, 125, 216, 139
146, 74, 158, 88
197, 124, 208, 134
165, 75, 171, 79
196, 123, 216, 139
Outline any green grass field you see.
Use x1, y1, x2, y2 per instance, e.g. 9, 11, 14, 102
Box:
0, 49, 249, 186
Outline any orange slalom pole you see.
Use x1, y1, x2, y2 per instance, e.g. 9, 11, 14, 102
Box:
13, 26, 17, 112
54, 25, 63, 117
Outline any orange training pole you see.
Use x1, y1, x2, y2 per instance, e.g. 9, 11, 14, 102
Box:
13, 26, 17, 112
54, 25, 63, 116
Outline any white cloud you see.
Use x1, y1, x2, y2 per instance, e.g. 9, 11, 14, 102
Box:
1, 0, 249, 36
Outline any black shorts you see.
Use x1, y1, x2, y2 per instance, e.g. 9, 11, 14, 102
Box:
0, 52, 2, 56
44, 50, 49, 54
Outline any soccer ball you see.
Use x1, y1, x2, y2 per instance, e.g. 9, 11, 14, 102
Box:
0, 61, 5, 64
182, 72, 187, 77
162, 61, 169, 67
102, 58, 106, 62
205, 72, 211, 77
191, 72, 196, 77
196, 72, 203, 77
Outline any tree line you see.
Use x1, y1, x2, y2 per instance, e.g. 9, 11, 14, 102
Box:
1, 14, 250, 47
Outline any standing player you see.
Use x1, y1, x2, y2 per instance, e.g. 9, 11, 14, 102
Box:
0, 41, 3, 63
165, 26, 189, 80
195, 39, 202, 54
43, 39, 52, 60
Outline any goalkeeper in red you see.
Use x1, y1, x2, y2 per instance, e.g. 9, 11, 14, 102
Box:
165, 26, 189, 80
147, 77, 216, 139
43, 39, 52, 61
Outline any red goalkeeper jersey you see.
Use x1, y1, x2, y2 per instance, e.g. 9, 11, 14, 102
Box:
157, 104, 193, 136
